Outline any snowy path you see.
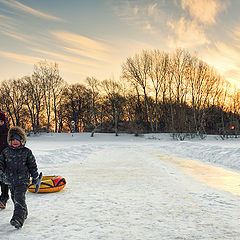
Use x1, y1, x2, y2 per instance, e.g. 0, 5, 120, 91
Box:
0, 134, 240, 239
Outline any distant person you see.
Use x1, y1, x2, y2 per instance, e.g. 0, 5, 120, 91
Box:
0, 111, 9, 209
0, 126, 39, 229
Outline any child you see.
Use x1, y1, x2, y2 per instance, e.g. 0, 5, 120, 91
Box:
0, 126, 39, 229
0, 111, 9, 209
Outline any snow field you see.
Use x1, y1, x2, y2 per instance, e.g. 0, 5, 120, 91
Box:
0, 133, 239, 239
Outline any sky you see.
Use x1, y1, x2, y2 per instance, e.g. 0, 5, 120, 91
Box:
0, 0, 240, 85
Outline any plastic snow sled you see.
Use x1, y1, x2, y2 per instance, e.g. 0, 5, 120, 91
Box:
28, 176, 66, 193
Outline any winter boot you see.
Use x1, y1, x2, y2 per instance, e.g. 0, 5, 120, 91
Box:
0, 196, 9, 209
10, 218, 23, 229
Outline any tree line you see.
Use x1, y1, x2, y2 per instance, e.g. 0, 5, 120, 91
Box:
0, 49, 239, 137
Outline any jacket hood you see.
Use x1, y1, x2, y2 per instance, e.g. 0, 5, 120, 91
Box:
7, 126, 26, 146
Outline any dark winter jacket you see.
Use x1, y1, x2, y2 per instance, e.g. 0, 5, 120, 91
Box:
0, 126, 38, 186
0, 123, 8, 153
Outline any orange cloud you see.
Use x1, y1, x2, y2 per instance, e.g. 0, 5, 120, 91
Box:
181, 0, 227, 24
201, 42, 240, 87
112, 1, 162, 34
167, 17, 210, 48
0, 50, 98, 80
31, 48, 102, 68
51, 31, 112, 62
231, 26, 240, 43
0, 50, 43, 65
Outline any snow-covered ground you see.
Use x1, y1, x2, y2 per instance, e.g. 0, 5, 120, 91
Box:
0, 133, 240, 240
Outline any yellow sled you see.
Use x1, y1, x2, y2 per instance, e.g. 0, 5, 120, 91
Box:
28, 176, 66, 193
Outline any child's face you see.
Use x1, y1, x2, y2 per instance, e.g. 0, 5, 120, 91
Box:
11, 139, 21, 148
0, 120, 4, 126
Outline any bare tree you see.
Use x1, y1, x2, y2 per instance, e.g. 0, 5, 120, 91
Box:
148, 50, 170, 131
225, 83, 239, 136
86, 77, 100, 129
187, 55, 224, 135
122, 50, 154, 132
51, 67, 65, 133
33, 61, 64, 132
61, 83, 90, 132
165, 49, 191, 133
23, 75, 43, 133
0, 79, 25, 126
101, 79, 125, 136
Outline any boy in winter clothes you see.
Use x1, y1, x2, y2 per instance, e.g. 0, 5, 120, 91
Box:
0, 126, 39, 229
0, 112, 9, 209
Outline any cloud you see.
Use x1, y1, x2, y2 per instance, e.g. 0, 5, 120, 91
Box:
0, 0, 64, 22
112, 1, 138, 20
147, 3, 162, 23
181, 0, 227, 24
0, 13, 13, 21
0, 50, 43, 65
1, 30, 29, 42
230, 26, 240, 45
0, 50, 98, 79
31, 48, 102, 68
51, 31, 112, 62
167, 17, 210, 48
201, 41, 240, 87
111, 0, 163, 34
148, 3, 158, 16
204, 42, 240, 71
199, 22, 240, 87
143, 23, 154, 32
0, 12, 18, 30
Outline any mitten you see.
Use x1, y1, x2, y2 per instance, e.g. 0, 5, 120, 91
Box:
32, 176, 39, 185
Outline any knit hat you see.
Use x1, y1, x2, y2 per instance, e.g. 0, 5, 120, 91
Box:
10, 134, 22, 142
0, 112, 7, 122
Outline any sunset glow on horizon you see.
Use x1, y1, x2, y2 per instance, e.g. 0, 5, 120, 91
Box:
0, 0, 240, 86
